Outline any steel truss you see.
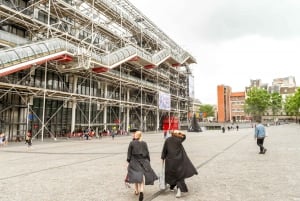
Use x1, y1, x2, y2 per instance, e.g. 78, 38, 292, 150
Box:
0, 0, 196, 141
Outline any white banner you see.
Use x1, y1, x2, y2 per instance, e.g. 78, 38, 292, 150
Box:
159, 91, 171, 110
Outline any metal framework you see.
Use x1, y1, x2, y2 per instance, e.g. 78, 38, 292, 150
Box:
0, 0, 196, 141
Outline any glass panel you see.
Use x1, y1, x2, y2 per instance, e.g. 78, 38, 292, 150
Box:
49, 39, 63, 51
6, 51, 20, 63
31, 44, 43, 55
38, 43, 50, 54
14, 48, 28, 60
0, 52, 12, 65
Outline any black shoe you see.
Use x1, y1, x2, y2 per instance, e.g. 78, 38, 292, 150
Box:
259, 151, 263, 154
139, 192, 144, 201
263, 149, 267, 154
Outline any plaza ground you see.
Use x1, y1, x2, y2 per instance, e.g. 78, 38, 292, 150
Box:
0, 124, 300, 201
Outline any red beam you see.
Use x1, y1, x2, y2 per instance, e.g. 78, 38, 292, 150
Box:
171, 63, 180, 67
53, 55, 73, 62
0, 54, 68, 77
92, 67, 109, 73
144, 64, 156, 69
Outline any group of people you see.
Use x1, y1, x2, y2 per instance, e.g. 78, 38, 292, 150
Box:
126, 130, 198, 201
1, 131, 32, 148
126, 120, 268, 200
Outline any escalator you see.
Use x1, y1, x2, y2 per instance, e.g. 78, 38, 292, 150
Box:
0, 37, 194, 77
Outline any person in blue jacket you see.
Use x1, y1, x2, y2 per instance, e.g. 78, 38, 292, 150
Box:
254, 120, 267, 154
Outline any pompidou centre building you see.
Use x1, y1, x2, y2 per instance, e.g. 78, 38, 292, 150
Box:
0, 0, 196, 140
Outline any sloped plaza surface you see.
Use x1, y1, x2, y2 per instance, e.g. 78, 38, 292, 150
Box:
1, 124, 300, 201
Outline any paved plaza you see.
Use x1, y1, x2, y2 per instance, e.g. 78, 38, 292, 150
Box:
1, 124, 300, 201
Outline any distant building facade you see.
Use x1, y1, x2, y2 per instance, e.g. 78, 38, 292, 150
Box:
272, 76, 296, 88
217, 86, 249, 123
217, 76, 299, 123
230, 92, 248, 122
190, 98, 202, 120
217, 85, 231, 123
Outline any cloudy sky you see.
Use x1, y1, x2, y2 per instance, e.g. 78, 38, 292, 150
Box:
129, 0, 300, 104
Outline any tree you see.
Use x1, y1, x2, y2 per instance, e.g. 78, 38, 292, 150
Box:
199, 104, 215, 118
284, 95, 297, 115
244, 87, 271, 121
270, 92, 283, 115
284, 88, 300, 121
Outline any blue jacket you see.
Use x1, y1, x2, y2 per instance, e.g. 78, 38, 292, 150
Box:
255, 123, 266, 139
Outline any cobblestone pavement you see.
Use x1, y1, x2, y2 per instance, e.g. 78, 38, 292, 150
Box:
0, 124, 299, 201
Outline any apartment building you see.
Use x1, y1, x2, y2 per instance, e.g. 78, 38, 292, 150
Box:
218, 77, 298, 123
217, 85, 231, 122
230, 92, 248, 122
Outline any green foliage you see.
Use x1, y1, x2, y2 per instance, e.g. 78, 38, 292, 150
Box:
199, 104, 215, 117
244, 88, 271, 119
284, 88, 300, 116
270, 92, 283, 115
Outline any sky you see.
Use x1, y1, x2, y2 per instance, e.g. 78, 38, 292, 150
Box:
129, 0, 300, 104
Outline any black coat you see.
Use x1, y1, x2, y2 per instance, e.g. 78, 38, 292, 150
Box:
161, 135, 198, 186
127, 140, 158, 185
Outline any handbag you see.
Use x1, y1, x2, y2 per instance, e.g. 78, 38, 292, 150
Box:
159, 163, 166, 190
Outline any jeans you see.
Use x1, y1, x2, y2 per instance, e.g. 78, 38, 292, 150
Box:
257, 138, 265, 152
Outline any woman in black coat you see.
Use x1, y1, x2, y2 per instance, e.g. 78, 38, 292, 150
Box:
127, 131, 158, 201
161, 130, 198, 198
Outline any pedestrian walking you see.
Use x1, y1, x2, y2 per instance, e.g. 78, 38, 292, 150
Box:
254, 120, 267, 154
0, 132, 5, 146
161, 130, 198, 198
112, 131, 115, 140
25, 130, 32, 149
163, 130, 167, 138
2, 133, 8, 146
126, 131, 158, 201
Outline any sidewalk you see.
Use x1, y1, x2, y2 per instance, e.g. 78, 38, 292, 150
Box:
0, 124, 299, 201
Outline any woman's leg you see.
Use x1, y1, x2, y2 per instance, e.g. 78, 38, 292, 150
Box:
138, 177, 145, 201
175, 179, 188, 198
176, 179, 188, 192
134, 183, 139, 195
138, 182, 144, 193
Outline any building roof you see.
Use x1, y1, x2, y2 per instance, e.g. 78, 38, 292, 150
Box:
230, 92, 245, 97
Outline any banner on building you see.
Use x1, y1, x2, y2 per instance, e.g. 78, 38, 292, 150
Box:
189, 75, 195, 98
159, 91, 171, 111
